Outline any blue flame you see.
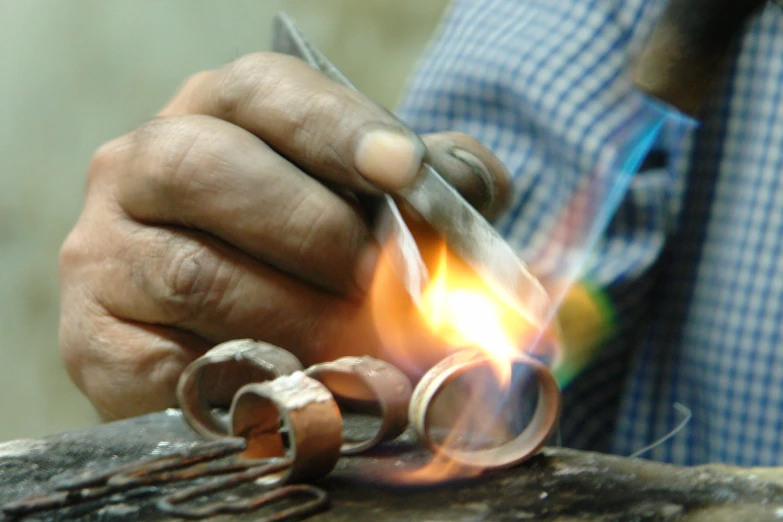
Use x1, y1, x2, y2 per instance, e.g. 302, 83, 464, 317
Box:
507, 97, 684, 422
471, 95, 693, 445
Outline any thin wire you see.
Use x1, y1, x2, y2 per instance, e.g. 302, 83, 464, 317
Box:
628, 403, 692, 459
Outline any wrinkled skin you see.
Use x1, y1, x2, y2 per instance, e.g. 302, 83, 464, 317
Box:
59, 52, 512, 421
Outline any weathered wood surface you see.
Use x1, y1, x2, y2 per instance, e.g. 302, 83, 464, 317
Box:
1, 411, 782, 521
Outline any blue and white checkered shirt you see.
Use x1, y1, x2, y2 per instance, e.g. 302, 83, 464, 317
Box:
397, 0, 783, 466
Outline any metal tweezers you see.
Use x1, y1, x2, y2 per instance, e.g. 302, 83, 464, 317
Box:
272, 13, 551, 324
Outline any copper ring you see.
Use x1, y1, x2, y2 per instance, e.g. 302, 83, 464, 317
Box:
229, 372, 343, 485
177, 339, 303, 439
409, 350, 561, 469
305, 356, 412, 455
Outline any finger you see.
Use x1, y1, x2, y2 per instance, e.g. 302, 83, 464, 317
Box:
106, 115, 377, 296
422, 132, 513, 222
60, 212, 380, 420
160, 53, 425, 191
73, 212, 374, 365
58, 282, 211, 419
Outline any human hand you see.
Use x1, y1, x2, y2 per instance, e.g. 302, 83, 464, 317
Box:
58, 52, 512, 420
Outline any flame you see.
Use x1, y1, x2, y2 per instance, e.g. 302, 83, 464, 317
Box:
418, 244, 518, 385
369, 215, 557, 484
368, 217, 548, 381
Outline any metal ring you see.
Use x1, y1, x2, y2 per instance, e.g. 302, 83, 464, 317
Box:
305, 356, 412, 454
229, 372, 343, 485
409, 350, 561, 470
177, 339, 303, 439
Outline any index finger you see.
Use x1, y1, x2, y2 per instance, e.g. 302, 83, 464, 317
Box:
160, 53, 425, 192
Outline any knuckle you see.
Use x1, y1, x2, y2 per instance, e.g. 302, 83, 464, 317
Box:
178, 70, 214, 98
59, 210, 118, 281
131, 116, 218, 203
184, 69, 213, 87
58, 228, 89, 275
159, 237, 237, 323
160, 69, 215, 115
216, 52, 350, 134
300, 90, 349, 134
151, 120, 202, 187
214, 52, 282, 119
303, 90, 351, 126
136, 117, 200, 170
224, 51, 274, 76
86, 136, 132, 188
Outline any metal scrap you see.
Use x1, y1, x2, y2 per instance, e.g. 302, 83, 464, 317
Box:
0, 437, 328, 521
53, 438, 247, 491
1, 438, 248, 517
157, 472, 326, 520
230, 372, 343, 484
177, 339, 303, 439
305, 356, 412, 455
409, 350, 561, 470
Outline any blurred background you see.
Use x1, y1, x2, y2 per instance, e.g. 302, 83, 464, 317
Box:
0, 0, 449, 441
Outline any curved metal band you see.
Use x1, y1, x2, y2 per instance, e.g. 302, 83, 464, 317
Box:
305, 356, 412, 455
229, 372, 343, 485
177, 339, 303, 439
157, 481, 328, 520
409, 351, 561, 470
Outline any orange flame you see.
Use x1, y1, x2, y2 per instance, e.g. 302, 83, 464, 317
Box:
418, 244, 519, 385
369, 215, 558, 483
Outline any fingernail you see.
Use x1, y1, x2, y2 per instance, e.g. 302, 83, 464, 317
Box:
354, 129, 424, 190
448, 148, 494, 211
354, 243, 380, 295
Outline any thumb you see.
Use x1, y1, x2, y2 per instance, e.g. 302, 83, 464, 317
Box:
422, 132, 513, 222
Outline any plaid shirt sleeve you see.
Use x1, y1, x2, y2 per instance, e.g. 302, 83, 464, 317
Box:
396, 0, 783, 466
